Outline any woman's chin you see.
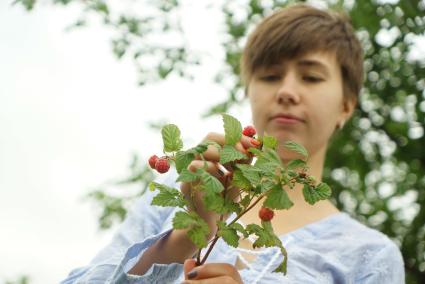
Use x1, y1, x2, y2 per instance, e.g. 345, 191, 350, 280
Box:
275, 146, 307, 162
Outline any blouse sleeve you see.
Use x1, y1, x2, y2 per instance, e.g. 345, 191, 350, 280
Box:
354, 240, 405, 284
60, 173, 185, 284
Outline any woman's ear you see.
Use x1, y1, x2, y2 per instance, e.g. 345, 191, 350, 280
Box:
335, 97, 357, 131
341, 96, 357, 121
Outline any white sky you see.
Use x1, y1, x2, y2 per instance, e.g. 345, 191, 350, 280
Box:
0, 1, 251, 283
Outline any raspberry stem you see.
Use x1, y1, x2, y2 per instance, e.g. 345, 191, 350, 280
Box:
199, 189, 269, 266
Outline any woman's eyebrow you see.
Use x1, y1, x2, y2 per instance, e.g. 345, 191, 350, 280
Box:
296, 59, 331, 77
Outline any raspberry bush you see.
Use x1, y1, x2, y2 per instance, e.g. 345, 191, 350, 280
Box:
147, 113, 332, 274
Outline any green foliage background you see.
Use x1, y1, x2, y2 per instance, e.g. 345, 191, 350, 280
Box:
13, 0, 425, 283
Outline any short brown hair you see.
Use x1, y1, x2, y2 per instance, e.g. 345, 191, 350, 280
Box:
241, 3, 364, 101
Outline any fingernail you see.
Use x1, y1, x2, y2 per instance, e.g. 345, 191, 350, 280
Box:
250, 138, 261, 147
216, 163, 229, 177
188, 269, 198, 279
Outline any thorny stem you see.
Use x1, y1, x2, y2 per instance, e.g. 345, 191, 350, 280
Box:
228, 191, 268, 226
200, 236, 220, 265
196, 249, 202, 265
197, 164, 231, 266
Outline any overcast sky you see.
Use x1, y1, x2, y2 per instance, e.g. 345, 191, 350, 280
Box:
0, 1, 253, 283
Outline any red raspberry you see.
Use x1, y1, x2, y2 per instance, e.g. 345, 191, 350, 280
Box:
155, 158, 170, 174
148, 155, 159, 169
242, 125, 256, 137
259, 207, 274, 222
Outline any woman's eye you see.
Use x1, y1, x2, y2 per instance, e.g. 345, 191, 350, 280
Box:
261, 75, 280, 81
303, 76, 323, 83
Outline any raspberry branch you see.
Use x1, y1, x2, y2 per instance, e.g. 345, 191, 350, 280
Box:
148, 114, 332, 275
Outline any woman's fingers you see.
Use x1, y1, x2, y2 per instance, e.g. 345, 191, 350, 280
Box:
198, 132, 260, 164
199, 132, 249, 162
183, 262, 243, 283
182, 275, 238, 284
187, 160, 223, 180
183, 259, 197, 279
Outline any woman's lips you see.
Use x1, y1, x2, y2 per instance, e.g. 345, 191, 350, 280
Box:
271, 116, 303, 125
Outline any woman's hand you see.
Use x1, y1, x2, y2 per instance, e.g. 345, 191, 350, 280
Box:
181, 259, 244, 284
180, 132, 259, 240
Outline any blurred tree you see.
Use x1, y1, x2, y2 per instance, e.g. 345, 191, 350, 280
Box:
4, 275, 30, 284
14, 0, 425, 282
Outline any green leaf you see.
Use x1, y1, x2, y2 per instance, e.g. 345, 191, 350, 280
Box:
316, 182, 332, 197
245, 223, 276, 248
229, 222, 249, 238
262, 135, 278, 149
222, 113, 242, 145
231, 169, 252, 190
252, 148, 281, 172
203, 192, 240, 214
175, 150, 195, 173
247, 147, 262, 156
176, 169, 198, 183
187, 226, 209, 248
261, 220, 274, 233
236, 164, 261, 186
224, 198, 242, 214
219, 145, 247, 164
284, 141, 308, 159
191, 140, 221, 154
246, 221, 287, 274
273, 244, 288, 274
264, 184, 294, 210
302, 183, 332, 205
198, 169, 224, 193
239, 194, 251, 208
203, 191, 225, 213
260, 178, 277, 193
262, 148, 282, 165
254, 158, 280, 174
162, 124, 183, 152
193, 143, 208, 154
173, 211, 198, 229
286, 159, 307, 170
173, 211, 209, 248
150, 182, 187, 208
218, 227, 239, 247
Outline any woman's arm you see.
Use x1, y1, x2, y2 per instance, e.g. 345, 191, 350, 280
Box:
128, 227, 197, 275
354, 241, 405, 284
61, 174, 187, 284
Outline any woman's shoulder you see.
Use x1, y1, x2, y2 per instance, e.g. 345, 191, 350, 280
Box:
283, 212, 404, 282
291, 212, 401, 255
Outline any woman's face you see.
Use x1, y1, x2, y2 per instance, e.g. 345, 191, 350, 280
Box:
247, 51, 356, 161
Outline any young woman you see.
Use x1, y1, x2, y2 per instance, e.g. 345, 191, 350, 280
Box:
62, 3, 405, 284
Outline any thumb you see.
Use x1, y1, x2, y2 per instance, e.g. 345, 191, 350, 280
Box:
183, 259, 197, 279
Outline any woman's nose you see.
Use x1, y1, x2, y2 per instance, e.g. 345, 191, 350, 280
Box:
276, 72, 301, 105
